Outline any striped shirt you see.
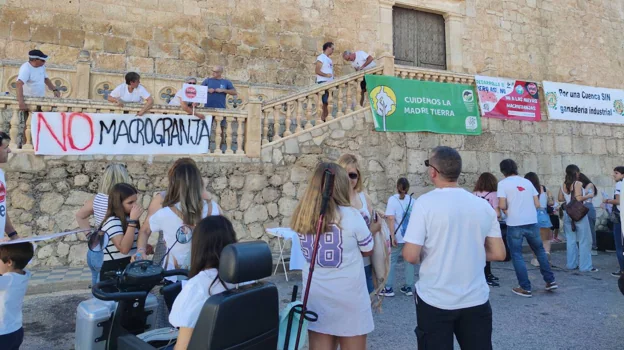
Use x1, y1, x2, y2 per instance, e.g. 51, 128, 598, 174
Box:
101, 216, 138, 261
93, 193, 109, 227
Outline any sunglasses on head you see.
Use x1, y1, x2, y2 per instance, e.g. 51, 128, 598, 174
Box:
424, 159, 440, 174
348, 172, 358, 180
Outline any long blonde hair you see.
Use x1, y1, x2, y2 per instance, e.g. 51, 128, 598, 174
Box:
290, 162, 351, 235
99, 163, 131, 194
163, 159, 205, 225
337, 153, 363, 192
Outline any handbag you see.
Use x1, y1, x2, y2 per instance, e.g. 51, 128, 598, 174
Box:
566, 185, 589, 222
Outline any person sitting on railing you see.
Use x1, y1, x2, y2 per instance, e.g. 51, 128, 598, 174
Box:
342, 50, 376, 107
16, 49, 61, 111
201, 66, 237, 109
168, 76, 206, 120
107, 72, 154, 116
315, 42, 335, 121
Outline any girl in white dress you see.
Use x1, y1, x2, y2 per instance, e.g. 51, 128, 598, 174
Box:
291, 162, 375, 350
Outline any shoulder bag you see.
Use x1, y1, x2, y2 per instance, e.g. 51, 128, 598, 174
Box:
566, 184, 589, 222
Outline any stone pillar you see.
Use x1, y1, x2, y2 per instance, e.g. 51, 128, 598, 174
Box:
379, 52, 395, 77
444, 14, 464, 73
75, 50, 91, 99
379, 0, 395, 53
245, 92, 262, 158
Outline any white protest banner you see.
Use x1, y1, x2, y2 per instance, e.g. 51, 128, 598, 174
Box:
181, 83, 208, 104
543, 81, 624, 124
31, 112, 212, 155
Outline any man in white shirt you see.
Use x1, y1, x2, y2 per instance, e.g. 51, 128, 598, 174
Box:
107, 72, 154, 116
0, 132, 18, 243
315, 42, 334, 121
16, 50, 61, 111
402, 146, 506, 350
169, 77, 206, 120
342, 50, 376, 106
498, 159, 557, 297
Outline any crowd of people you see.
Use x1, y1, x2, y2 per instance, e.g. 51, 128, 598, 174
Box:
0, 140, 622, 348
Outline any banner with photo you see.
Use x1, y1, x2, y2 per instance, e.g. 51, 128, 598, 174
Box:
365, 75, 481, 135
476, 75, 541, 121
31, 112, 212, 155
543, 81, 624, 124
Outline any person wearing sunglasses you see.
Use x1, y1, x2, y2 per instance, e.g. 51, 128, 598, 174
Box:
201, 66, 237, 109
16, 49, 61, 111
337, 154, 382, 294
169, 77, 206, 120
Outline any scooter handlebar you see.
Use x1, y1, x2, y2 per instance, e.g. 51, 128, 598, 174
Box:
163, 269, 189, 278
92, 279, 149, 301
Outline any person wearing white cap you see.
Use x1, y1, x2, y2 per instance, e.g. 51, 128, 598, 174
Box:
16, 49, 61, 111
168, 77, 206, 120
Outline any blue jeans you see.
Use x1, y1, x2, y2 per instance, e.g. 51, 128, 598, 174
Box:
585, 203, 597, 250
386, 243, 419, 289
563, 213, 594, 271
364, 265, 374, 293
506, 224, 555, 291
87, 249, 104, 286
614, 222, 624, 272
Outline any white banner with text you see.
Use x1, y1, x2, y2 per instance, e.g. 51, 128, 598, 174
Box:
543, 81, 624, 124
31, 112, 212, 155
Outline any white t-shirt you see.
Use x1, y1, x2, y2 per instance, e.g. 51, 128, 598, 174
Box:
168, 89, 187, 106
497, 176, 539, 226
385, 194, 414, 244
299, 206, 374, 336
17, 62, 48, 97
100, 216, 138, 261
316, 54, 334, 83
0, 270, 31, 335
149, 201, 219, 272
351, 51, 377, 71
403, 188, 501, 310
109, 83, 151, 103
615, 181, 622, 211
169, 268, 232, 328
0, 169, 6, 235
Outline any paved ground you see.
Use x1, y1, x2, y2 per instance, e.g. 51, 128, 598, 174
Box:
20, 250, 624, 349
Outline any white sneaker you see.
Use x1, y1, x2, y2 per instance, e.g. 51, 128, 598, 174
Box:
530, 258, 540, 267
591, 250, 598, 256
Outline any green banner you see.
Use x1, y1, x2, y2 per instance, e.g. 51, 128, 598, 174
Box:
366, 75, 481, 135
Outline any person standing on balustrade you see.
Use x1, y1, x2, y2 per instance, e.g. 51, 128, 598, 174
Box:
16, 50, 61, 112
315, 42, 335, 121
201, 66, 237, 109
107, 72, 154, 116
342, 50, 376, 107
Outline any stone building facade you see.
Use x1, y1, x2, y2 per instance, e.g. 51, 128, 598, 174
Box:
2, 0, 622, 87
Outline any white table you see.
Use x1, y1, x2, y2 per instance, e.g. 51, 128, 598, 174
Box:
265, 228, 305, 281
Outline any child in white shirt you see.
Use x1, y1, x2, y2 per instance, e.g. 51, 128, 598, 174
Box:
0, 242, 34, 350
169, 216, 237, 350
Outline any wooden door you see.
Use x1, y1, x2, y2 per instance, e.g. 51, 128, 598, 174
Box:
393, 7, 447, 70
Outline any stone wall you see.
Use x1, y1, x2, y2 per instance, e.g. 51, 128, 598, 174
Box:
6, 109, 624, 267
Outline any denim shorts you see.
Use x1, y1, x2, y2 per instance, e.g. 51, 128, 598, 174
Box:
317, 82, 329, 105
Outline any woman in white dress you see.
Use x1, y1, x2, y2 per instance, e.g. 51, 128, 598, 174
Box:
291, 162, 375, 350
337, 154, 381, 294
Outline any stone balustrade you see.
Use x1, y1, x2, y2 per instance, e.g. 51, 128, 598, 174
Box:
394, 64, 475, 85
260, 66, 385, 143
0, 95, 255, 156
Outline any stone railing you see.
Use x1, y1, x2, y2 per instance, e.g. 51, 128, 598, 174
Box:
0, 96, 256, 156
260, 65, 385, 143
0, 51, 296, 110
394, 64, 475, 84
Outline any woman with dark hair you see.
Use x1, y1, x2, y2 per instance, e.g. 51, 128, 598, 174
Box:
169, 216, 237, 350
382, 177, 417, 296
524, 172, 554, 266
558, 165, 597, 272
603, 166, 624, 277
473, 172, 502, 286
578, 173, 598, 255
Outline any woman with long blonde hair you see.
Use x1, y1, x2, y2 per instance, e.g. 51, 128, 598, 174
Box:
291, 162, 375, 350
337, 154, 381, 293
